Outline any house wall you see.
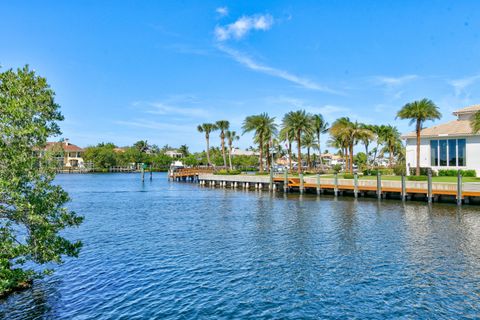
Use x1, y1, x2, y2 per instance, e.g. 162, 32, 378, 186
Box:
405, 136, 480, 175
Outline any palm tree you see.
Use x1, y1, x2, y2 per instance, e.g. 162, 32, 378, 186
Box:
242, 113, 277, 173
302, 133, 316, 170
330, 117, 352, 172
282, 110, 314, 174
379, 125, 401, 168
360, 124, 375, 168
225, 130, 239, 170
312, 114, 329, 171
197, 123, 218, 166
216, 120, 230, 168
471, 111, 480, 133
397, 98, 441, 176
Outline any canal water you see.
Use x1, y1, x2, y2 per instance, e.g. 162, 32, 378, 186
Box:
2, 173, 480, 319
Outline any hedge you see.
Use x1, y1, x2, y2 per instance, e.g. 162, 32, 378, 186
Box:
438, 169, 476, 177
409, 167, 437, 176
363, 168, 394, 176
407, 175, 428, 181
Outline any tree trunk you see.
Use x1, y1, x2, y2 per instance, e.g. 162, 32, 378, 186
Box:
297, 130, 302, 174
317, 132, 324, 171
307, 147, 311, 170
259, 137, 264, 173
221, 134, 227, 168
228, 142, 233, 170
288, 141, 292, 172
206, 135, 211, 166
266, 145, 271, 172
365, 144, 369, 169
389, 145, 393, 168
349, 144, 354, 174
416, 120, 421, 176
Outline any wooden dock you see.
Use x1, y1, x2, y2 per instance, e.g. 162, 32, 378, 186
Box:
174, 172, 480, 205
169, 167, 214, 180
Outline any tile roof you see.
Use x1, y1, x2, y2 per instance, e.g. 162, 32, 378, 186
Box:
453, 104, 480, 115
402, 119, 474, 138
44, 142, 84, 152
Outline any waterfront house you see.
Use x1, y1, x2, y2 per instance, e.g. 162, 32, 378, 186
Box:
403, 105, 480, 175
165, 150, 184, 158
231, 148, 259, 157
38, 139, 85, 168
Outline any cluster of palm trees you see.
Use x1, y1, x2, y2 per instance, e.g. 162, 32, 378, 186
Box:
197, 121, 239, 170
197, 98, 478, 176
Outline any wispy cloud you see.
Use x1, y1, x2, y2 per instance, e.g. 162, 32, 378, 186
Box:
216, 7, 228, 17
214, 14, 273, 41
374, 74, 419, 87
115, 119, 192, 132
218, 45, 339, 93
132, 100, 210, 118
449, 74, 480, 96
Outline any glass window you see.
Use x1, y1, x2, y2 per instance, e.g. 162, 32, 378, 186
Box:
448, 139, 456, 166
439, 140, 447, 166
430, 140, 438, 166
458, 139, 466, 166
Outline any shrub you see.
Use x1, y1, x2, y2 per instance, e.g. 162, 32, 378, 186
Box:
343, 173, 355, 179
438, 169, 476, 177
409, 167, 437, 176
363, 168, 394, 176
393, 163, 406, 176
332, 164, 342, 173
214, 169, 241, 175
407, 175, 428, 181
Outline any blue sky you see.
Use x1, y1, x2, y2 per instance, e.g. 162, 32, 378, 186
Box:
1, 1, 480, 151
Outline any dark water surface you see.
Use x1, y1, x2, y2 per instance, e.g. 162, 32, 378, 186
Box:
2, 173, 480, 319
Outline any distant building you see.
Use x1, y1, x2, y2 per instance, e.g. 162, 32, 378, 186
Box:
403, 104, 480, 175
165, 150, 183, 158
37, 139, 85, 168
231, 148, 259, 156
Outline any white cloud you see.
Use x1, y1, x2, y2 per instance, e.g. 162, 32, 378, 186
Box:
132, 100, 210, 118
449, 74, 480, 96
115, 119, 192, 132
374, 74, 419, 87
216, 7, 228, 17
218, 45, 339, 93
214, 14, 273, 41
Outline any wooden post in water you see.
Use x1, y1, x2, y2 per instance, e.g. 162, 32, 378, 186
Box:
316, 174, 321, 195
401, 174, 406, 201
269, 169, 274, 191
150, 165, 153, 181
299, 173, 304, 194
354, 173, 358, 198
334, 173, 338, 197
141, 165, 145, 182
284, 170, 288, 193
427, 170, 433, 203
457, 170, 463, 206
376, 172, 382, 200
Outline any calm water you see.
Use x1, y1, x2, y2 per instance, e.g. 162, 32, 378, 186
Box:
2, 173, 480, 319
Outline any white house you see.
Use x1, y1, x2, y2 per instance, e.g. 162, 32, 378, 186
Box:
403, 105, 480, 175
165, 150, 183, 158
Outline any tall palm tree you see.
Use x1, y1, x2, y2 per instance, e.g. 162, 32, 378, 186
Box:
225, 130, 239, 170
312, 114, 329, 171
216, 120, 230, 168
302, 133, 316, 170
330, 117, 353, 172
360, 124, 375, 168
282, 110, 314, 174
197, 123, 218, 166
397, 98, 441, 176
471, 111, 480, 133
379, 125, 401, 168
242, 113, 277, 173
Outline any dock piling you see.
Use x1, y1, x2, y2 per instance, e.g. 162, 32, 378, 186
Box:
334, 173, 338, 197
284, 171, 288, 193
457, 171, 463, 206
316, 174, 321, 195
354, 173, 358, 198
401, 174, 406, 201
299, 173, 304, 194
377, 172, 382, 200
427, 171, 433, 203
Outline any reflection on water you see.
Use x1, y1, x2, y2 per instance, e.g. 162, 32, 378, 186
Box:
1, 173, 480, 319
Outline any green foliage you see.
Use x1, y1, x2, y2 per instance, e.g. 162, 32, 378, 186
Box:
332, 164, 342, 173
343, 173, 355, 179
438, 169, 476, 177
83, 143, 118, 168
407, 175, 428, 181
363, 168, 395, 176
0, 66, 83, 296
393, 163, 406, 176
214, 169, 241, 175
409, 167, 437, 176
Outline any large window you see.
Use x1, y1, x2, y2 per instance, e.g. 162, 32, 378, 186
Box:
430, 139, 466, 167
